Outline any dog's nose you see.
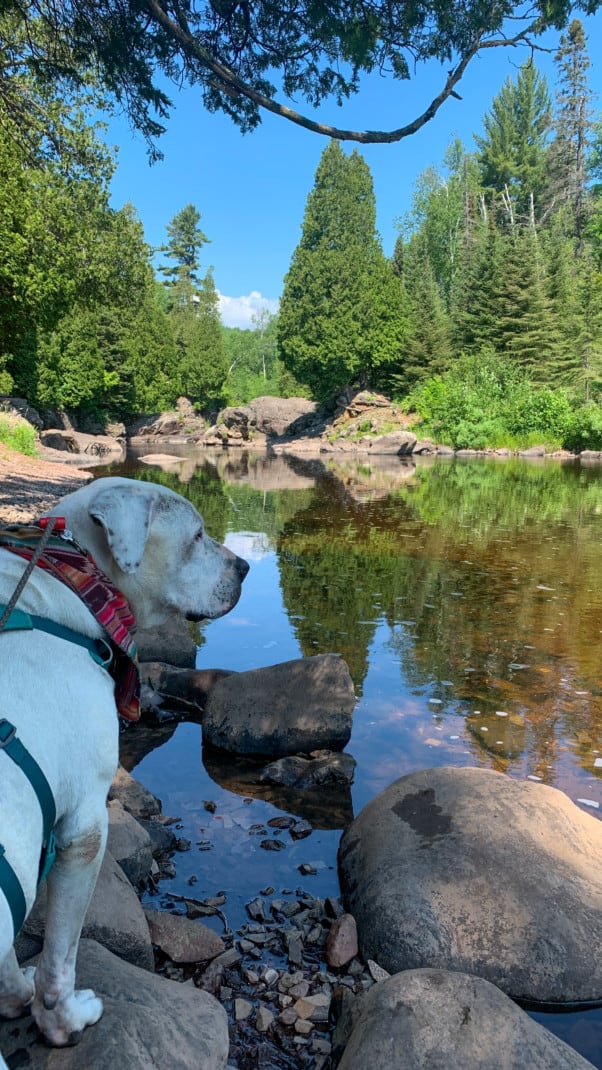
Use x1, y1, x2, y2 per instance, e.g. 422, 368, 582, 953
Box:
236, 556, 250, 580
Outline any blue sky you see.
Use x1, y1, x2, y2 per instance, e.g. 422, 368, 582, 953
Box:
106, 13, 602, 328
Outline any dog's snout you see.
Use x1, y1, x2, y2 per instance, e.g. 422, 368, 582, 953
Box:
236, 555, 250, 580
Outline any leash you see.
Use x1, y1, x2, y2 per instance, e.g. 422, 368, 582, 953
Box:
0, 515, 59, 633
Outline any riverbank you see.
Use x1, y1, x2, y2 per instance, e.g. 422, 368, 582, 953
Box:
0, 445, 91, 524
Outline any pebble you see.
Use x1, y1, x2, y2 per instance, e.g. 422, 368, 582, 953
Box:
154, 875, 379, 1069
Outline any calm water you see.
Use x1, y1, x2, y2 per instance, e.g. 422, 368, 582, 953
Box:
97, 449, 602, 1064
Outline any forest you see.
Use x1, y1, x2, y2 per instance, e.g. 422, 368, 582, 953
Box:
1, 12, 602, 450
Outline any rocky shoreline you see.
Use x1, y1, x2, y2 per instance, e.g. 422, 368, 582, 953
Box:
1, 411, 602, 1069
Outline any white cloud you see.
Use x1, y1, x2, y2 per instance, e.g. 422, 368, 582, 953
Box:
218, 290, 279, 330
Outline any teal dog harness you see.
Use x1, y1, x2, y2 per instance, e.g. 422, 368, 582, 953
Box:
0, 718, 57, 937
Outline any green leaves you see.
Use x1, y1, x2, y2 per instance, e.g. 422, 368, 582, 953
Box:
278, 141, 407, 400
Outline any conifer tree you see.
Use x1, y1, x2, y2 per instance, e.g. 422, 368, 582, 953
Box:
278, 141, 407, 400
548, 19, 594, 243
496, 228, 560, 378
475, 62, 552, 223
392, 233, 452, 392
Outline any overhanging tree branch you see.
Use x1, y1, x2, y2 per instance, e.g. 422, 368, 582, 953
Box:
143, 1, 546, 144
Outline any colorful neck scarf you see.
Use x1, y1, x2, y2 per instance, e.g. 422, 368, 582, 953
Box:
0, 523, 140, 721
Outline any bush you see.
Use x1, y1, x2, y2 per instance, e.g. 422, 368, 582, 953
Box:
0, 417, 37, 456
407, 350, 571, 449
563, 404, 602, 452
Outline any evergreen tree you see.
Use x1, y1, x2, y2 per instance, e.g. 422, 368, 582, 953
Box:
548, 19, 594, 242
497, 228, 560, 378
452, 204, 505, 354
172, 267, 227, 406
391, 233, 452, 393
278, 141, 407, 400
475, 63, 552, 223
159, 205, 209, 290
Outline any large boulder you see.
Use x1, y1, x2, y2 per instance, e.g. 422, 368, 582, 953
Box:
367, 430, 417, 455
203, 654, 356, 756
107, 799, 154, 887
1, 939, 229, 1069
218, 396, 318, 441
336, 969, 597, 1070
23, 850, 154, 970
338, 766, 602, 1003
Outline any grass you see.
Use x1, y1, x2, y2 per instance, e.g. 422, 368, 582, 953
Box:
0, 417, 38, 457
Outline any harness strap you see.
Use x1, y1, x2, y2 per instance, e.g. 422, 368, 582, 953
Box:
0, 718, 57, 937
0, 604, 113, 668
0, 845, 27, 938
0, 719, 56, 844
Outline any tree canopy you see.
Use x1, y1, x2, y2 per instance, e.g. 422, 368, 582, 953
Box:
2, 1, 601, 153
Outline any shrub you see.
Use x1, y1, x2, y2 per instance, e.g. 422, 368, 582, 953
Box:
0, 417, 37, 456
563, 404, 602, 452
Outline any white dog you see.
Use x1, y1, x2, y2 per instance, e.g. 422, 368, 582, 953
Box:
0, 476, 248, 1063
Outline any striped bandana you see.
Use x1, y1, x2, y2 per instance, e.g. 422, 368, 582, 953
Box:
0, 523, 140, 721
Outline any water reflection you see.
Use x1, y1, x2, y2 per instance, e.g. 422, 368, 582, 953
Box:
95, 450, 602, 1066
101, 451, 602, 811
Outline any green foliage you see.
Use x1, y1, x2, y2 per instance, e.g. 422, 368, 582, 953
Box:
563, 403, 602, 451
475, 62, 552, 221
2, 1, 598, 147
0, 417, 37, 455
407, 351, 572, 449
278, 141, 407, 401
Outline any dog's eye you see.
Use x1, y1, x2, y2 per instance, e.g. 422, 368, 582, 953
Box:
195, 528, 204, 541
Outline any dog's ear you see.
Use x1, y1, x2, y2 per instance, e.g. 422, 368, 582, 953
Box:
88, 485, 158, 574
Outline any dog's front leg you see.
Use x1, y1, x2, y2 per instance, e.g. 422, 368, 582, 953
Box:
31, 813, 107, 1047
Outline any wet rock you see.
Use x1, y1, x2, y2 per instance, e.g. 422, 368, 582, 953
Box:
24, 851, 154, 970
144, 908, 225, 964
1, 939, 228, 1070
260, 750, 356, 788
203, 654, 355, 757
140, 663, 234, 717
327, 914, 359, 968
107, 799, 153, 887
109, 764, 162, 819
336, 969, 597, 1070
138, 816, 179, 857
202, 747, 355, 829
338, 766, 602, 1002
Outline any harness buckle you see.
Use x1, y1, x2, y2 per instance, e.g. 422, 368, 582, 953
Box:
0, 719, 17, 748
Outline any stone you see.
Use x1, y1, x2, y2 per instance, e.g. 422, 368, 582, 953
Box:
141, 662, 234, 716
144, 908, 225, 964
0, 939, 229, 1070
203, 654, 355, 756
109, 764, 162, 819
326, 914, 358, 968
368, 430, 417, 455
107, 799, 153, 887
136, 617, 198, 668
234, 998, 253, 1020
336, 969, 597, 1070
24, 850, 154, 970
338, 766, 602, 1003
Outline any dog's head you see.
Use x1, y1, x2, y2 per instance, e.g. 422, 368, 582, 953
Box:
51, 477, 249, 629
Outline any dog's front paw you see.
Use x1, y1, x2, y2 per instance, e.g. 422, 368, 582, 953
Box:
0, 967, 35, 1019
33, 989, 103, 1046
